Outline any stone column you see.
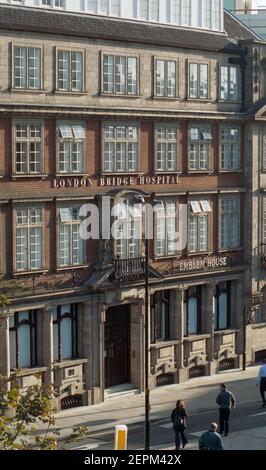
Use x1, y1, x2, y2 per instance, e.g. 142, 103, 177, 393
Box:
205, 283, 216, 376
0, 315, 10, 391
82, 299, 102, 405
99, 306, 106, 403
131, 301, 144, 392
42, 307, 54, 390
235, 279, 244, 368
175, 289, 187, 383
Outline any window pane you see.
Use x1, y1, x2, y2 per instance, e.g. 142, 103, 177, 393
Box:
188, 297, 197, 335
14, 47, 27, 88
220, 66, 228, 101
127, 57, 137, 94
115, 56, 126, 94
18, 324, 31, 368
61, 317, 72, 360
156, 60, 165, 97
71, 52, 83, 91
53, 323, 59, 361
58, 50, 70, 90
167, 61, 176, 97
200, 64, 208, 99
189, 63, 198, 99
28, 48, 41, 89
103, 55, 114, 93
10, 330, 17, 370
219, 293, 228, 330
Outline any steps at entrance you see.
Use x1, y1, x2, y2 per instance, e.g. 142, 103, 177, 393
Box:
104, 384, 139, 400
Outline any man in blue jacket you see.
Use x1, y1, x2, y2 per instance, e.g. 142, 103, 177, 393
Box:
216, 383, 236, 437
199, 423, 224, 450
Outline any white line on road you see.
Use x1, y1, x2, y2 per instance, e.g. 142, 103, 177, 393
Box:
250, 412, 266, 417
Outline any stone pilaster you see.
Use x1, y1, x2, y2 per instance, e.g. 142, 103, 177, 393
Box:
205, 283, 217, 375
0, 315, 10, 390
131, 301, 144, 392
41, 307, 54, 390
175, 289, 187, 383
82, 299, 101, 405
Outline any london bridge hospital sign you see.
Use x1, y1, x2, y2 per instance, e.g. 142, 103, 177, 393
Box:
53, 174, 180, 188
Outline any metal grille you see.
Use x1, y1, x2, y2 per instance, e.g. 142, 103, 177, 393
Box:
61, 395, 83, 410
156, 373, 175, 387
219, 359, 235, 372
189, 366, 205, 379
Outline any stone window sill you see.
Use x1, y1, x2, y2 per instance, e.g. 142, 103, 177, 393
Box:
11, 174, 48, 180
100, 93, 141, 99
53, 358, 88, 369
150, 340, 180, 349
183, 334, 210, 342
12, 269, 48, 277
56, 265, 88, 272
214, 329, 239, 336
10, 366, 47, 377
252, 322, 266, 329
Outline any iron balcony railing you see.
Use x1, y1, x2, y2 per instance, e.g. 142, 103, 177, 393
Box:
113, 257, 146, 283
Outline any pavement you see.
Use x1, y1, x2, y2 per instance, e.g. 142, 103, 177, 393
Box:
36, 365, 266, 450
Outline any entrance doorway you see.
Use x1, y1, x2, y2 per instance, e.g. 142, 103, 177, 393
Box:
105, 305, 130, 388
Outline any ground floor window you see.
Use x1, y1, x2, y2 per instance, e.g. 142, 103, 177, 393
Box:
215, 282, 231, 331
9, 310, 37, 369
185, 286, 202, 336
53, 304, 78, 361
151, 291, 170, 343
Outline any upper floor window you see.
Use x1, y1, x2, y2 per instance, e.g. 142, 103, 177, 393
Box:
13, 46, 42, 90
220, 126, 240, 171
59, 207, 85, 267
14, 121, 43, 175
103, 54, 138, 95
155, 59, 177, 98
57, 122, 85, 174
219, 196, 240, 250
220, 65, 240, 102
87, 0, 121, 16
156, 201, 178, 257
189, 126, 212, 171
114, 199, 142, 259
215, 282, 231, 331
41, 0, 65, 7
103, 124, 139, 173
57, 50, 84, 92
155, 125, 179, 172
189, 63, 209, 100
188, 200, 211, 253
139, 0, 159, 21
15, 208, 43, 272
9, 311, 37, 370
53, 304, 78, 362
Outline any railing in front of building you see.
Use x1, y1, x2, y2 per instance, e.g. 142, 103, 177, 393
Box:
113, 257, 146, 283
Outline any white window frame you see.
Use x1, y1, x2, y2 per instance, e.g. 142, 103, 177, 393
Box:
188, 125, 212, 172
14, 207, 44, 273
57, 122, 85, 174
219, 126, 241, 171
219, 195, 241, 250
219, 65, 240, 102
13, 120, 44, 175
188, 200, 211, 254
102, 53, 139, 95
56, 48, 85, 93
155, 200, 179, 257
58, 206, 86, 268
102, 123, 139, 173
13, 44, 43, 90
188, 62, 209, 100
154, 58, 177, 98
155, 124, 179, 172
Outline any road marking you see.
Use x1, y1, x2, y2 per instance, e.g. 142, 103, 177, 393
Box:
73, 442, 108, 450
250, 412, 266, 417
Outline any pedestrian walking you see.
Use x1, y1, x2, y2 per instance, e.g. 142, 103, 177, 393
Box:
171, 400, 188, 450
199, 423, 224, 450
256, 358, 266, 407
216, 383, 236, 437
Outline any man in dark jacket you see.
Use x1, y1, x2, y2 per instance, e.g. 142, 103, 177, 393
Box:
199, 423, 224, 450
216, 383, 236, 437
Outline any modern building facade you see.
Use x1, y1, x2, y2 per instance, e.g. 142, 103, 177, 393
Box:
0, 2, 265, 411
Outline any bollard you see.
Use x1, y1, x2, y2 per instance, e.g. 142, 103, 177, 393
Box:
114, 425, 128, 450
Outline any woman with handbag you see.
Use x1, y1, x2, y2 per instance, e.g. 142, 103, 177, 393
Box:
171, 400, 188, 450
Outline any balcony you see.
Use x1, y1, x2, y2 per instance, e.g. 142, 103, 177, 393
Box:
113, 257, 146, 283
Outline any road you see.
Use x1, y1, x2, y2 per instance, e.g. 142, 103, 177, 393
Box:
65, 401, 266, 451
